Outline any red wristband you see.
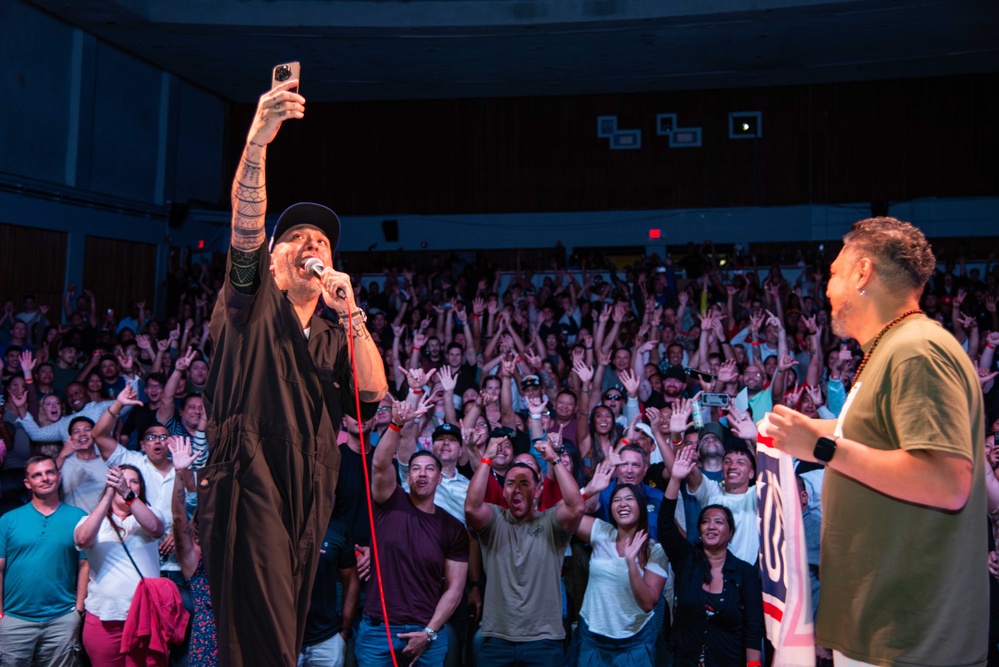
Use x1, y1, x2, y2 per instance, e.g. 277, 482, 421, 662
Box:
24, 377, 33, 383
581, 491, 590, 501
412, 346, 421, 352
748, 662, 763, 667
411, 389, 423, 395
480, 457, 493, 466
988, 343, 996, 349
389, 423, 402, 432
620, 438, 630, 446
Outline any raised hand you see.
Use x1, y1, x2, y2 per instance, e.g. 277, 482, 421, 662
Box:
526, 396, 547, 417
724, 405, 758, 441
717, 359, 739, 384
587, 460, 616, 495
806, 384, 825, 407
612, 301, 629, 323
438, 366, 457, 393
115, 384, 144, 408
398, 365, 436, 392
777, 354, 798, 372
246, 79, 305, 147
167, 436, 197, 470
622, 529, 649, 564
620, 369, 641, 397
18, 350, 35, 375
522, 347, 542, 371
669, 398, 694, 434
174, 346, 198, 373
670, 444, 698, 481
766, 309, 784, 332
135, 334, 153, 353
645, 406, 661, 430
572, 358, 594, 384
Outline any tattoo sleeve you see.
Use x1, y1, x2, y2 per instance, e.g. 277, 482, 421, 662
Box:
230, 148, 267, 252
227, 144, 267, 294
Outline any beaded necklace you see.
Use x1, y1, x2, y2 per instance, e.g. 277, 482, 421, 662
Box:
851, 309, 923, 385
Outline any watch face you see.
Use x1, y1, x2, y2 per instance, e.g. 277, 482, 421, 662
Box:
814, 436, 837, 463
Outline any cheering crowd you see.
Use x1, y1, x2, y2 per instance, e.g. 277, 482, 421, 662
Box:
2, 236, 998, 666
2, 82, 997, 667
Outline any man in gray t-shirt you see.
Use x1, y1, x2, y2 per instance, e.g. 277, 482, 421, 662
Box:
465, 433, 584, 666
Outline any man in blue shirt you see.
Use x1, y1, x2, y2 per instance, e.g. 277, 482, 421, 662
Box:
0, 455, 87, 666
598, 445, 664, 539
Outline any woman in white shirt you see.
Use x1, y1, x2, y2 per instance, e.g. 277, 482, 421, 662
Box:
572, 462, 669, 667
74, 463, 164, 667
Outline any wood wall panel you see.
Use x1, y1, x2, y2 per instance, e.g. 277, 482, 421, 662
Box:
227, 74, 999, 216
0, 222, 67, 323
82, 236, 157, 323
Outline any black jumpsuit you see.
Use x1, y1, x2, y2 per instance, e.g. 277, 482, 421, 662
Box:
199, 248, 377, 666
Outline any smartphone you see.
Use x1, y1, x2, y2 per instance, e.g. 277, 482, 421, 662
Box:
271, 62, 301, 93
701, 392, 730, 408
683, 367, 714, 382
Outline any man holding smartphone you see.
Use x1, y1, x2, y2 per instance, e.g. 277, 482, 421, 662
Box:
198, 74, 387, 666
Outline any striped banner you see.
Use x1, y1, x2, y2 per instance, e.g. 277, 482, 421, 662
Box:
756, 434, 815, 667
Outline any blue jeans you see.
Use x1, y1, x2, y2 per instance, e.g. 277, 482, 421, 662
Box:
477, 636, 564, 667
354, 616, 448, 667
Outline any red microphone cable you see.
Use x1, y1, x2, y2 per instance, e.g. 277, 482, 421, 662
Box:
342, 310, 399, 667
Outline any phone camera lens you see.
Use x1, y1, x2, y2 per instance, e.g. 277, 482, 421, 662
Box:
275, 65, 291, 82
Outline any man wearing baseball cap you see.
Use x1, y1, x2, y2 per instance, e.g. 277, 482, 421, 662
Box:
397, 422, 472, 524
198, 78, 387, 666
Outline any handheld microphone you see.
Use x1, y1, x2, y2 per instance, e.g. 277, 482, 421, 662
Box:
301, 258, 347, 300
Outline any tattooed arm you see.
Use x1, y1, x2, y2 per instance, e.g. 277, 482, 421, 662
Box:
229, 79, 306, 294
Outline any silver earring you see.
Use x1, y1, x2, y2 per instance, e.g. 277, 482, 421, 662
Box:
858, 288, 867, 296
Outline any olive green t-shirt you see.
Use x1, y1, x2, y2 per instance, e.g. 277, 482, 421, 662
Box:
478, 505, 572, 641
818, 315, 987, 667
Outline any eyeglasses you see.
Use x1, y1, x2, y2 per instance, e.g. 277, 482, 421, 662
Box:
143, 434, 170, 442
604, 394, 623, 401
376, 407, 392, 413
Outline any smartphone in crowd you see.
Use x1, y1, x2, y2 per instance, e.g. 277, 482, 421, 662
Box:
701, 392, 730, 408
684, 367, 714, 383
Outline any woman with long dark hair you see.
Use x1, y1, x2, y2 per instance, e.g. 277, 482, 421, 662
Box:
74, 464, 164, 666
658, 446, 764, 667
571, 462, 669, 667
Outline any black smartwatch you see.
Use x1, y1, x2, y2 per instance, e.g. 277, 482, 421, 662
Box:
813, 436, 838, 463
123, 491, 137, 505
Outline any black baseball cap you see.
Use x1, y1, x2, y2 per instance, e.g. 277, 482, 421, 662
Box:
432, 423, 462, 442
662, 366, 688, 383
270, 203, 341, 253
521, 374, 541, 390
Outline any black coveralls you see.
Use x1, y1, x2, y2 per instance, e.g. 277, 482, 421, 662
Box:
199, 249, 377, 666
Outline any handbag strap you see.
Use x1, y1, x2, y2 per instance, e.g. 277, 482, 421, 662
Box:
113, 517, 147, 582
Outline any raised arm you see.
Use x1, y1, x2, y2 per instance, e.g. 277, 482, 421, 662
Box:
536, 438, 583, 534
229, 80, 303, 265
465, 437, 502, 531
92, 385, 143, 461
168, 436, 200, 578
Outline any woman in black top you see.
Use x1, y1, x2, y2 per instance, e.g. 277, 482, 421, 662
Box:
658, 446, 765, 667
